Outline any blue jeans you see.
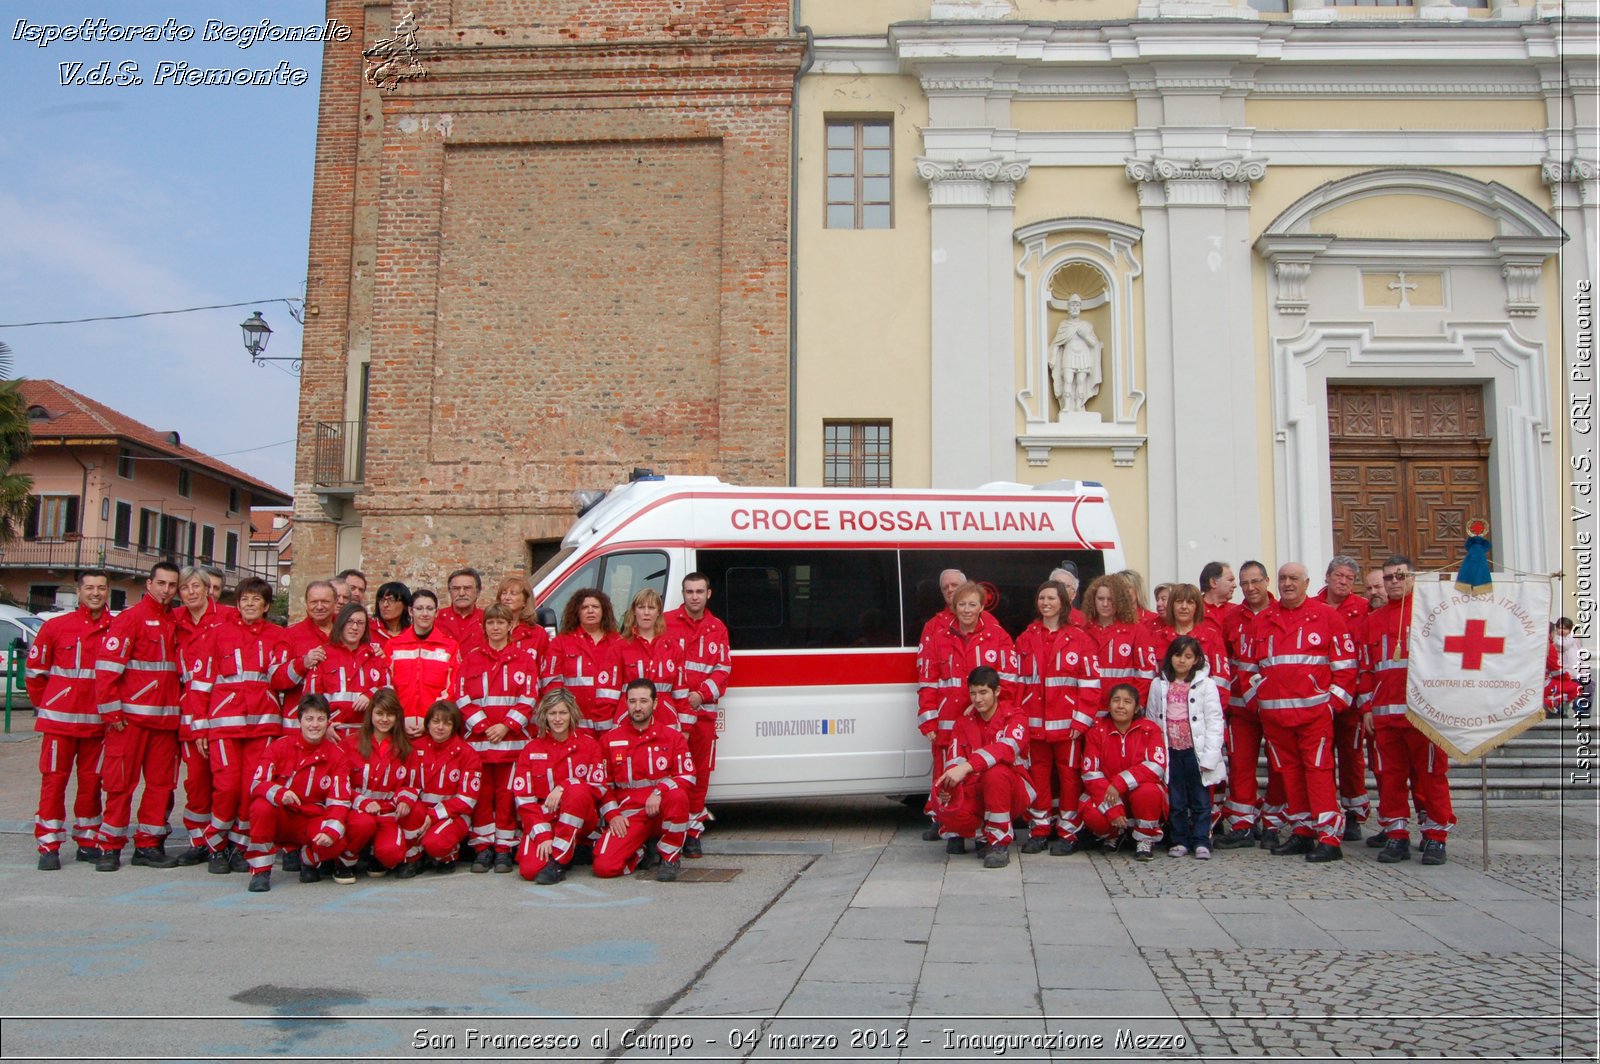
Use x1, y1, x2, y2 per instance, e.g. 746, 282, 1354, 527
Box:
1168, 746, 1211, 849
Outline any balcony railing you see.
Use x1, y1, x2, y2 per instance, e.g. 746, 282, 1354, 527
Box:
313, 420, 365, 488
0, 536, 273, 583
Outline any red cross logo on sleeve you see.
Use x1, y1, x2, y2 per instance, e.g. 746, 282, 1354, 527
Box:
1443, 619, 1506, 671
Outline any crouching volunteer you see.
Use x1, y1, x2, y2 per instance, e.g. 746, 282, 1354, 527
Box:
593, 679, 695, 882
396, 700, 482, 876
1079, 683, 1169, 860
336, 690, 418, 881
932, 666, 1036, 869
243, 695, 352, 893
512, 689, 608, 884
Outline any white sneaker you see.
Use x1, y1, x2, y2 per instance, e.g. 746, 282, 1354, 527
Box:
1194, 846, 1211, 860
1168, 844, 1189, 858
1134, 841, 1154, 861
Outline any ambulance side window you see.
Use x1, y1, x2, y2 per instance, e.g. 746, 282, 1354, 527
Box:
698, 549, 900, 650
540, 551, 667, 625
899, 549, 1106, 642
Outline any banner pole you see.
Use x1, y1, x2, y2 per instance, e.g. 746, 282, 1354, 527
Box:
1479, 757, 1489, 869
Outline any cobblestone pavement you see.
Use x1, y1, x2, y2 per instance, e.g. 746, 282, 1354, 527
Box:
1146, 947, 1597, 1058
1095, 843, 1458, 902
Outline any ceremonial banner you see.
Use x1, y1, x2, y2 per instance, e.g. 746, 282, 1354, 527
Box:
1407, 575, 1551, 760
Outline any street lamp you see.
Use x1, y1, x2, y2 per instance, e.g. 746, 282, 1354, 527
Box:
240, 311, 300, 371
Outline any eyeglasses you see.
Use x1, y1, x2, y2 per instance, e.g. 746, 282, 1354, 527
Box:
1383, 572, 1411, 581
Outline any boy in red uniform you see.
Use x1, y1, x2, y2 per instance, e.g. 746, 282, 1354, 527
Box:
933, 666, 1036, 868
594, 679, 695, 881
243, 695, 352, 892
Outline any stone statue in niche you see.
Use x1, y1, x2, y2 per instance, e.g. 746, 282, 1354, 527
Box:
1049, 293, 1103, 415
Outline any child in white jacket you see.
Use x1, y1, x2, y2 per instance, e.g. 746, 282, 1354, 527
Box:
1147, 635, 1226, 859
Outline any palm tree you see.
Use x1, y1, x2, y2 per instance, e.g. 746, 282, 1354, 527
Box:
0, 342, 33, 544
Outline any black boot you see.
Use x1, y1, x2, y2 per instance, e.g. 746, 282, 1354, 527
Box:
1019, 836, 1050, 854
1213, 829, 1254, 850
1270, 833, 1315, 856
470, 849, 495, 873
174, 845, 208, 866
983, 845, 1011, 869
75, 846, 103, 863
280, 850, 302, 873
533, 863, 565, 885
1366, 831, 1389, 848
1048, 836, 1080, 856
945, 836, 966, 855
1342, 820, 1364, 843
1305, 841, 1344, 863
1419, 840, 1448, 866
682, 835, 703, 859
207, 849, 232, 875
1376, 837, 1411, 864
94, 849, 121, 872
131, 847, 180, 869
247, 871, 271, 893
299, 862, 322, 884
36, 851, 61, 871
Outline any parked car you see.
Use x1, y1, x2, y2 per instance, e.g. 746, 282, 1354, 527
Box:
0, 605, 41, 710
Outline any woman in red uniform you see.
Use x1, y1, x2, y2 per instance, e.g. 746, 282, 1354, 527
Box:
336, 689, 417, 881
619, 588, 686, 730
546, 589, 627, 739
512, 689, 609, 884
395, 700, 481, 876
1082, 574, 1154, 706
1079, 682, 1169, 860
371, 582, 411, 649
495, 574, 551, 664
306, 603, 390, 740
173, 566, 227, 863
1146, 583, 1231, 685
459, 604, 538, 873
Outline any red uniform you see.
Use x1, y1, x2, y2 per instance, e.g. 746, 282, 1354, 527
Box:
1015, 620, 1102, 844
245, 732, 352, 874
1219, 598, 1287, 836
1240, 598, 1357, 847
340, 735, 420, 871
934, 700, 1035, 849
918, 617, 1019, 819
511, 622, 551, 667
511, 730, 608, 880
1145, 622, 1231, 686
194, 617, 291, 852
274, 619, 335, 734
95, 596, 183, 853
915, 609, 1001, 734
1083, 620, 1154, 706
593, 717, 695, 876
1316, 588, 1373, 825
458, 642, 539, 856
1357, 594, 1453, 843
546, 630, 628, 738
26, 605, 111, 855
663, 607, 731, 841
173, 602, 228, 849
399, 733, 482, 864
387, 626, 461, 724
304, 642, 390, 738
620, 632, 688, 730
435, 605, 486, 656
1079, 717, 1169, 846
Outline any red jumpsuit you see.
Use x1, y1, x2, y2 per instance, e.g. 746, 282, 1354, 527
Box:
304, 641, 389, 739
1015, 621, 1102, 844
620, 632, 688, 730
26, 605, 111, 854
512, 622, 552, 669
1316, 588, 1373, 826
934, 701, 1035, 849
275, 619, 334, 735
245, 733, 352, 873
593, 717, 695, 876
94, 596, 183, 853
1083, 621, 1154, 706
1240, 599, 1357, 847
511, 729, 608, 880
1357, 595, 1453, 843
194, 617, 290, 852
1079, 717, 1169, 846
458, 642, 539, 855
435, 605, 486, 656
173, 602, 227, 850
340, 735, 420, 870
387, 627, 461, 725
1220, 598, 1286, 835
400, 733, 482, 863
664, 607, 731, 840
547, 629, 628, 738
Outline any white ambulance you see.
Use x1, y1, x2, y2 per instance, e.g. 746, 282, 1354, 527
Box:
530, 475, 1127, 801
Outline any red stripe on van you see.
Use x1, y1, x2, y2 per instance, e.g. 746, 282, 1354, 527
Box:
731, 650, 918, 687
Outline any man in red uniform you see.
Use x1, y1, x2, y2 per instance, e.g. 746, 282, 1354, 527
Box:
389, 589, 460, 738
243, 695, 352, 892
337, 568, 368, 607
1315, 554, 1373, 841
664, 571, 729, 858
273, 580, 337, 734
27, 569, 114, 869
1214, 559, 1286, 848
436, 567, 486, 655
94, 561, 183, 871
594, 679, 696, 881
934, 667, 1036, 868
1357, 555, 1454, 865
203, 567, 241, 623
1240, 562, 1357, 863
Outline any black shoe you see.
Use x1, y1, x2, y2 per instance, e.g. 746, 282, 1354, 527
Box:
533, 863, 565, 885
636, 844, 661, 871
493, 852, 515, 874
1049, 837, 1080, 856
331, 864, 357, 885
1213, 829, 1253, 850
281, 851, 302, 873
131, 847, 180, 869
432, 858, 456, 875
572, 843, 595, 867
299, 863, 322, 884
1419, 840, 1448, 866
470, 849, 494, 874
208, 850, 232, 875
1270, 834, 1316, 856
154, 838, 170, 857
1258, 829, 1280, 850
1377, 837, 1411, 864
683, 835, 703, 859
1305, 842, 1344, 863
983, 845, 1011, 869
174, 845, 208, 867
75, 846, 103, 863
95, 850, 121, 872
36, 851, 61, 871
1019, 836, 1049, 854
248, 872, 271, 893
921, 825, 942, 842
1342, 820, 1364, 843
1366, 831, 1390, 849
974, 841, 991, 859
394, 860, 420, 879
945, 837, 966, 855
656, 858, 680, 882
228, 847, 249, 874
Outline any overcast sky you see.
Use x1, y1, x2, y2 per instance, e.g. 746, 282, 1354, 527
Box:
1, 0, 329, 493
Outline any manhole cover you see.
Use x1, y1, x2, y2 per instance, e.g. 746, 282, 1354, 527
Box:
675, 867, 741, 883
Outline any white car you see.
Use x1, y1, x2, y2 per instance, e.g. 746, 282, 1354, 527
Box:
0, 604, 42, 710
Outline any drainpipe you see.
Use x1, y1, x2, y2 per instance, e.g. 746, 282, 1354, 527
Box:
66, 451, 94, 575
788, 2, 815, 487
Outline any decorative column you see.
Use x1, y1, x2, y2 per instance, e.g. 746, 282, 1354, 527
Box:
1126, 155, 1267, 583
916, 156, 1030, 487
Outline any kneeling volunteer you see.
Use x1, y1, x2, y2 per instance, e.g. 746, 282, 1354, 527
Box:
593, 679, 694, 881
932, 665, 1036, 869
1079, 682, 1169, 860
243, 695, 352, 892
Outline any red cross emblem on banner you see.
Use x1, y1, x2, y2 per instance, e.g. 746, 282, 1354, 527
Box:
1442, 619, 1506, 671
